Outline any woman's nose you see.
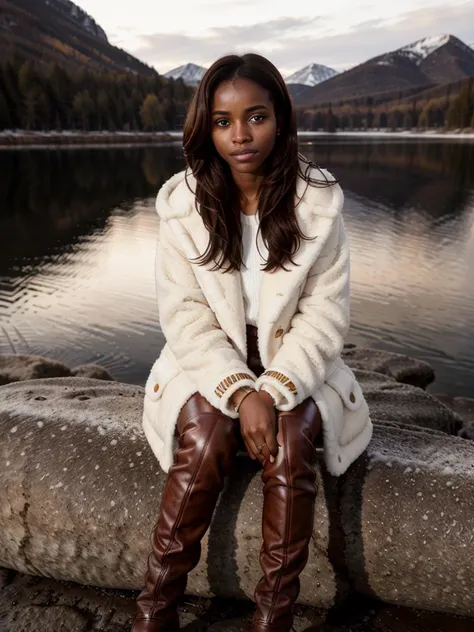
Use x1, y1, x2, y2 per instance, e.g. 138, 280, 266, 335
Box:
232, 123, 251, 144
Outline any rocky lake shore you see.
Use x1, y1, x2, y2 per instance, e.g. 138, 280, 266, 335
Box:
1, 346, 474, 631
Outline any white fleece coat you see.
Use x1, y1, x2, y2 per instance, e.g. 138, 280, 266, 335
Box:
142, 162, 373, 476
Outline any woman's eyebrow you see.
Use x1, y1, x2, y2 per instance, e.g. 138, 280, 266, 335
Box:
211, 105, 269, 115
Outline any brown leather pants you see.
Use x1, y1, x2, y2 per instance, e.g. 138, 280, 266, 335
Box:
133, 325, 322, 632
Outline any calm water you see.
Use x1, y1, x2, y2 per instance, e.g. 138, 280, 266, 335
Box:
0, 139, 473, 398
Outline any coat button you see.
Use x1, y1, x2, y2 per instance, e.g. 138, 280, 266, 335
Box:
153, 383, 160, 393
275, 328, 284, 338
349, 392, 356, 403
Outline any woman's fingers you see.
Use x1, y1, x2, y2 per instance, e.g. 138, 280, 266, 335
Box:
264, 426, 279, 458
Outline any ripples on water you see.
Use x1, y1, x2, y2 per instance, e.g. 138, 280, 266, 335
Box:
0, 140, 473, 396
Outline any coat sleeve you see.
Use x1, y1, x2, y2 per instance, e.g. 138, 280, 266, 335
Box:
255, 212, 350, 411
155, 218, 257, 417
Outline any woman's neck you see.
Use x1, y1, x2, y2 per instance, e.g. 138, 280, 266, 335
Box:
232, 169, 263, 216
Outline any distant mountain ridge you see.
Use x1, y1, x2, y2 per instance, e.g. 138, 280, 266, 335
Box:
163, 61, 339, 89
285, 63, 338, 86
294, 34, 474, 106
43, 0, 107, 41
164, 63, 206, 86
0, 0, 156, 75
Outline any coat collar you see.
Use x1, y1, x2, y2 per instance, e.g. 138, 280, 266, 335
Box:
156, 159, 344, 365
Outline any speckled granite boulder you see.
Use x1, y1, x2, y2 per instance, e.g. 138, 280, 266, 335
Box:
342, 348, 435, 389
1, 377, 474, 617
354, 369, 457, 433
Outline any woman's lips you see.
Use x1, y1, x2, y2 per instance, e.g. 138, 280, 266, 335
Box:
231, 151, 258, 162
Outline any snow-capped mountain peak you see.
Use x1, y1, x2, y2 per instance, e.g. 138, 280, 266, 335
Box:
285, 63, 338, 87
164, 63, 207, 87
400, 34, 450, 62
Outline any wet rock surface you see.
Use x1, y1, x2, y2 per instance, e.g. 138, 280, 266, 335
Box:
342, 347, 435, 389
433, 394, 474, 440
71, 364, 115, 381
0, 354, 115, 386
0, 570, 472, 632
353, 369, 457, 433
0, 355, 71, 385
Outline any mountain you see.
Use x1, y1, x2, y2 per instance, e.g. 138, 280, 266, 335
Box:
0, 0, 156, 75
294, 34, 474, 106
286, 63, 338, 86
287, 84, 313, 101
164, 63, 206, 87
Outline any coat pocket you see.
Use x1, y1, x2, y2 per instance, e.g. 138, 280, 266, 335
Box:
325, 364, 363, 411
144, 347, 181, 403
325, 364, 369, 447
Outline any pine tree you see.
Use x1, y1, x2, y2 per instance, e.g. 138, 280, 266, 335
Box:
403, 110, 413, 130
1, 61, 21, 127
0, 91, 12, 130
48, 63, 73, 128
446, 98, 461, 129
73, 90, 94, 130
418, 101, 434, 129
140, 93, 165, 131
324, 105, 337, 132
387, 109, 401, 130
18, 60, 43, 129
458, 79, 473, 128
97, 89, 110, 130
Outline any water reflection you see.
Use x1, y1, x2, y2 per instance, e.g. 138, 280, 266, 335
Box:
0, 140, 473, 396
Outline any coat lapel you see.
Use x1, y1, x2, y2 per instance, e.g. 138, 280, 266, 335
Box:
257, 208, 335, 366
172, 211, 247, 360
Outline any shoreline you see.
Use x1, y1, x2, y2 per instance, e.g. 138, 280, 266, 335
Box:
0, 131, 178, 149
1, 128, 474, 148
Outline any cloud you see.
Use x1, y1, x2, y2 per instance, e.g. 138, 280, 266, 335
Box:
128, 1, 474, 75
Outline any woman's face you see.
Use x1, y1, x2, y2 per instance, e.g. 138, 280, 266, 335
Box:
210, 77, 278, 175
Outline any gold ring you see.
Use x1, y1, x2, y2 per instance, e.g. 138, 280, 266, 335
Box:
256, 444, 264, 453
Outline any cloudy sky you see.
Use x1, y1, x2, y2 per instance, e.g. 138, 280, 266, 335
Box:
77, 0, 474, 76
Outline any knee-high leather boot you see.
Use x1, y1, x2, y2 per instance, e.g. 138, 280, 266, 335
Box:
251, 399, 322, 632
132, 393, 240, 631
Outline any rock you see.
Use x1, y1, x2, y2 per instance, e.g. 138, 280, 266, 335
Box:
1, 571, 472, 632
433, 395, 474, 440
450, 398, 474, 424
342, 348, 435, 389
0, 355, 71, 386
2, 378, 474, 618
0, 572, 137, 632
71, 364, 115, 381
458, 425, 474, 440
354, 370, 457, 434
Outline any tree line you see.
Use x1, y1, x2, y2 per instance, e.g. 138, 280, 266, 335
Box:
1, 55, 473, 134
0, 56, 193, 132
297, 79, 474, 132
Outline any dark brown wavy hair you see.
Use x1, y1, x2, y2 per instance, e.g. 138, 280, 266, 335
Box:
183, 53, 337, 272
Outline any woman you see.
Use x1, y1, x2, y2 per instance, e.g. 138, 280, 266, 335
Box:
133, 53, 372, 632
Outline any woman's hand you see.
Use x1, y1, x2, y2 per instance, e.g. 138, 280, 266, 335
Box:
239, 391, 279, 464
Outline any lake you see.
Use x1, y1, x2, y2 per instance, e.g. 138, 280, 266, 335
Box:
0, 138, 473, 398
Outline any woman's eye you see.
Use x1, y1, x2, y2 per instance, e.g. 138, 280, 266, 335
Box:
251, 114, 265, 122
215, 119, 229, 127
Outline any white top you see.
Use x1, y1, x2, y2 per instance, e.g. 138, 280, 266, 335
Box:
240, 212, 268, 327
240, 212, 283, 406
